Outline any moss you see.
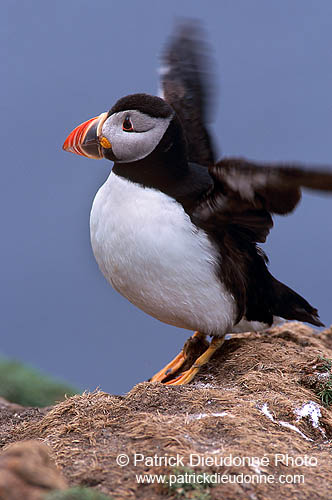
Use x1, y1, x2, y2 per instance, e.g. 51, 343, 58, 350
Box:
0, 358, 77, 406
44, 487, 112, 500
165, 467, 213, 499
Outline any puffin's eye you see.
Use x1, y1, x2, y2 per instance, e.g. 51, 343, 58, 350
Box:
122, 116, 134, 132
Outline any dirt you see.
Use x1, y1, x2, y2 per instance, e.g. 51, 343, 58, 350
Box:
1, 322, 332, 499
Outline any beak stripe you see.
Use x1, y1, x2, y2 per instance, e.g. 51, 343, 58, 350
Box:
62, 112, 108, 159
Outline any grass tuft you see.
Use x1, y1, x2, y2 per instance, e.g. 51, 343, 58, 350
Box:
316, 355, 332, 372
316, 355, 332, 407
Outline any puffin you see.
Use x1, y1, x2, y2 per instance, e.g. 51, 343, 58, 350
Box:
63, 23, 332, 385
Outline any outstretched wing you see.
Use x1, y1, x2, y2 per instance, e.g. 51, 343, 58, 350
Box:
160, 21, 216, 166
194, 157, 332, 243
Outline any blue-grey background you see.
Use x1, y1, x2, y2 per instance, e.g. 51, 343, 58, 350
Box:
1, 1, 331, 395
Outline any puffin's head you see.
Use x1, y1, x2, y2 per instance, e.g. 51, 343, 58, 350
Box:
63, 93, 175, 163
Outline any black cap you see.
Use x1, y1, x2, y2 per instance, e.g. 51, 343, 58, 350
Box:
109, 93, 173, 119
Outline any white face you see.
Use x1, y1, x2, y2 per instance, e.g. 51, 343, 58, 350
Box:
101, 110, 173, 163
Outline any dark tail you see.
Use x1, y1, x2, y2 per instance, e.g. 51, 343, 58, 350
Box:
271, 278, 324, 327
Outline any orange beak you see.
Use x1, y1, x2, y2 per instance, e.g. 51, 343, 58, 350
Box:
62, 112, 109, 159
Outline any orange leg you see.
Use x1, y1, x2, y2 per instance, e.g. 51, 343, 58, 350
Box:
165, 336, 225, 386
150, 332, 206, 383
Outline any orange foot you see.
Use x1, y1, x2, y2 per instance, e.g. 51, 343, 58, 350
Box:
150, 331, 205, 383
164, 336, 225, 385
150, 334, 225, 386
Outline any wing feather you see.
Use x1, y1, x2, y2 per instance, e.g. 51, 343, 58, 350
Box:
194, 157, 332, 243
160, 21, 216, 166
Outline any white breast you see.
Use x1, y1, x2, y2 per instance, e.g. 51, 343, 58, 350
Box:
90, 172, 236, 335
